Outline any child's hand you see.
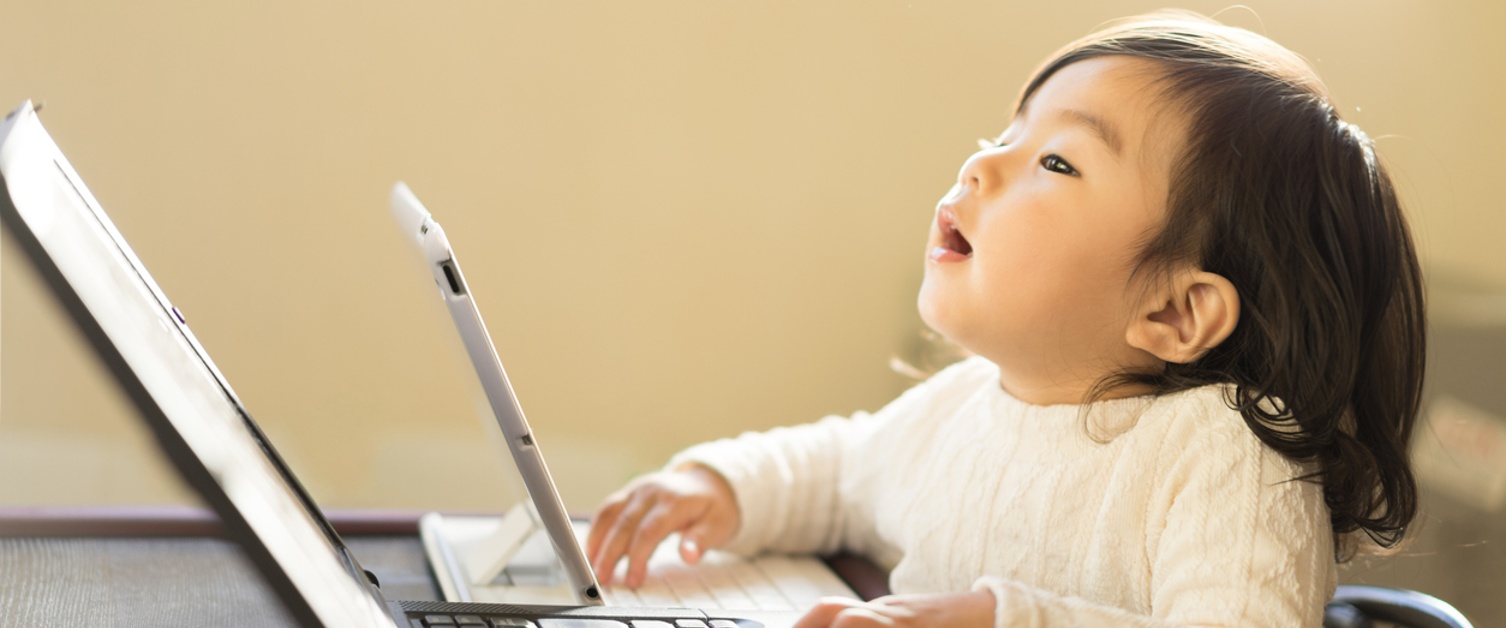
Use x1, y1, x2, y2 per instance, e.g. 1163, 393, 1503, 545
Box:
792, 590, 996, 628
585, 462, 740, 588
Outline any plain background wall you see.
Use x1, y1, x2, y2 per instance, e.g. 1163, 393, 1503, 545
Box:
3, 0, 1504, 622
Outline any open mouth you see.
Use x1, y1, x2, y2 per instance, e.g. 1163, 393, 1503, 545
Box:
937, 209, 973, 257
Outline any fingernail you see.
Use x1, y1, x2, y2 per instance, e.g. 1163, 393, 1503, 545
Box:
683, 538, 700, 562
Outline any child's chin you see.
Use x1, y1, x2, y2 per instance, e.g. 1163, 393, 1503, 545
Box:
915, 284, 955, 333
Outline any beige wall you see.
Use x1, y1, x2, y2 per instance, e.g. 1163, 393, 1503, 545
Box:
2, 0, 1502, 515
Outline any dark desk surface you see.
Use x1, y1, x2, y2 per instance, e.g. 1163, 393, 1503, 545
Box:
0, 506, 441, 627
0, 506, 890, 628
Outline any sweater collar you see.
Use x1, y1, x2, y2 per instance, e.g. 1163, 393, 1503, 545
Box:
979, 359, 1160, 438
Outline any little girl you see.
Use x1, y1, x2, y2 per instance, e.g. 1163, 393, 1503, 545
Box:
587, 11, 1425, 627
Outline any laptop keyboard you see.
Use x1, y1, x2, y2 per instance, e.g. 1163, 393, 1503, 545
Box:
399, 601, 765, 628
598, 549, 854, 611
408, 614, 754, 628
449, 518, 857, 614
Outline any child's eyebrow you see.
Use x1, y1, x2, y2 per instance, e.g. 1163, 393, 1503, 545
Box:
1056, 108, 1123, 157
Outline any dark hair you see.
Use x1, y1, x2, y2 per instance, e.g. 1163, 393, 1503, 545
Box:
1020, 12, 1425, 557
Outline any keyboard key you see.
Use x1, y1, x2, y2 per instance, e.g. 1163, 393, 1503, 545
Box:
600, 584, 643, 607
630, 578, 683, 608
673, 621, 709, 628
537, 620, 629, 628
659, 565, 721, 609
724, 561, 793, 611
694, 564, 756, 610
755, 555, 857, 608
709, 622, 741, 628
425, 616, 457, 626
628, 622, 675, 628
456, 616, 487, 626
491, 620, 537, 628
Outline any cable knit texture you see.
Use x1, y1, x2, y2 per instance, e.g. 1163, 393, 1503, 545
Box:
669, 356, 1336, 627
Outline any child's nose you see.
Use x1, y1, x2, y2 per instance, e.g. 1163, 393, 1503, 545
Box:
956, 148, 1008, 196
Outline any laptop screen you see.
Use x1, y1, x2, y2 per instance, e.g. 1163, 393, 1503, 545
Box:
0, 102, 395, 628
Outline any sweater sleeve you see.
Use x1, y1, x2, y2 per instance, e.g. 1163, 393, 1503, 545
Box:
667, 357, 996, 558
666, 412, 873, 557
975, 394, 1336, 628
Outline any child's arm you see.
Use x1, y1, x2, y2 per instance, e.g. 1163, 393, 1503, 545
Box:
585, 410, 887, 587
667, 357, 997, 561
586, 357, 997, 588
582, 411, 885, 589
793, 590, 998, 628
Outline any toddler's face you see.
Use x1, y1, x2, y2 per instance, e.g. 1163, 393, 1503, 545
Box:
917, 56, 1186, 404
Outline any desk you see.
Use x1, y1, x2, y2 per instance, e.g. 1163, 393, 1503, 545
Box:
0, 506, 891, 627
0, 506, 439, 627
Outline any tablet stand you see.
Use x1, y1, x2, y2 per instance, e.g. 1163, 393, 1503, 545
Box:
461, 502, 531, 586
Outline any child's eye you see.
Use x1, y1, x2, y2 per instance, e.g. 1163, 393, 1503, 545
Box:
1040, 154, 1079, 176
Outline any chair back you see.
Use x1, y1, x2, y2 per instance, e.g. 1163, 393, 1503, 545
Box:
1324, 585, 1473, 628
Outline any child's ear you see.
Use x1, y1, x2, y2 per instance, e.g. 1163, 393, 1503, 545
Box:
1124, 270, 1240, 364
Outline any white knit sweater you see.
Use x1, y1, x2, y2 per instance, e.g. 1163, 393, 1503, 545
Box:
670, 356, 1336, 627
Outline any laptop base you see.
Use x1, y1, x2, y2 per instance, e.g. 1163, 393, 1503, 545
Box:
393, 599, 781, 628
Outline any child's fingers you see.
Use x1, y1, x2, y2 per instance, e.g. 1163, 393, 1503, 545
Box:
585, 496, 626, 558
678, 514, 730, 564
678, 535, 702, 565
621, 504, 697, 588
827, 607, 890, 628
586, 488, 640, 560
590, 496, 653, 584
791, 597, 868, 628
586, 467, 737, 586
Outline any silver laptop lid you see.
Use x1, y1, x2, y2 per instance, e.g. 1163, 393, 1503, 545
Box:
388, 182, 603, 605
0, 101, 397, 628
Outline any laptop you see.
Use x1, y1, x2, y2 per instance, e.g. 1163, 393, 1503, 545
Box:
0, 99, 821, 627
386, 183, 860, 612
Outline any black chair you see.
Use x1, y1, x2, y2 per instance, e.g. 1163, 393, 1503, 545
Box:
1323, 585, 1473, 628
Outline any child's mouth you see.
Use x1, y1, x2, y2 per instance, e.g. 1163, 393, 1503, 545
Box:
931, 208, 973, 261
944, 224, 973, 256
